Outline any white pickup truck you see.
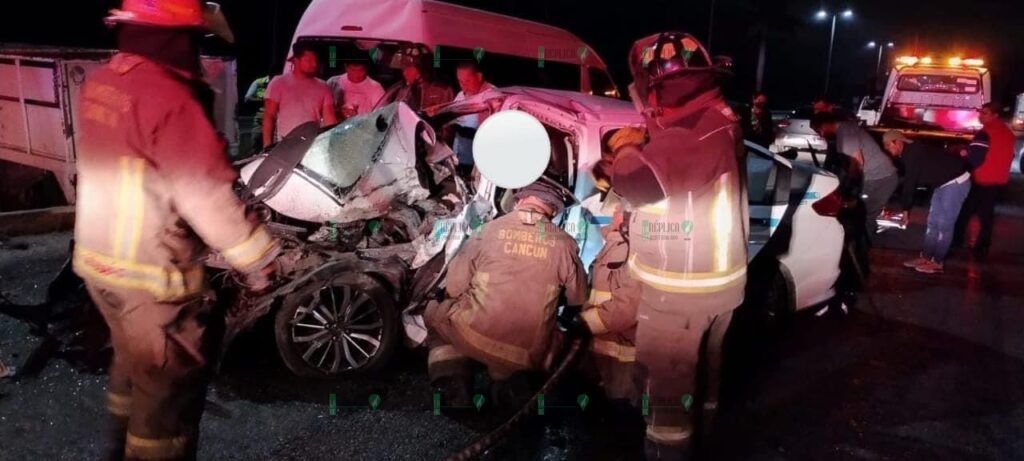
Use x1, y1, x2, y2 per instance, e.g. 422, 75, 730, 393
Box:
0, 46, 238, 205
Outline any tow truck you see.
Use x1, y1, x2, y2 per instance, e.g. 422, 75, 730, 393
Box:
866, 55, 990, 145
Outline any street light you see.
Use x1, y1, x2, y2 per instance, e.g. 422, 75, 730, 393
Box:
815, 6, 855, 94
867, 40, 896, 91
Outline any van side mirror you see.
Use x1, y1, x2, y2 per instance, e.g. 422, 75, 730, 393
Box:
713, 55, 734, 69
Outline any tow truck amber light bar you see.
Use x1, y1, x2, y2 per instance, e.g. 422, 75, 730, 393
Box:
896, 55, 985, 68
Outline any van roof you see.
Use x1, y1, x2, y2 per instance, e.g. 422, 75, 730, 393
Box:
291, 0, 608, 69
500, 87, 639, 121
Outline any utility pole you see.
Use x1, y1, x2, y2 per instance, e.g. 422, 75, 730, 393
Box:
867, 41, 895, 93
824, 13, 837, 94
816, 8, 853, 95
707, 0, 717, 51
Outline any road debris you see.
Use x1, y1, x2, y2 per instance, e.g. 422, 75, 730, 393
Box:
0, 354, 13, 379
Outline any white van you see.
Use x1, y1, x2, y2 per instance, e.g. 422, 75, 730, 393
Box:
288, 0, 618, 97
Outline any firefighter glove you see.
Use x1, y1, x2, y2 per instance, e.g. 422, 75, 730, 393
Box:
607, 127, 646, 155
557, 306, 590, 338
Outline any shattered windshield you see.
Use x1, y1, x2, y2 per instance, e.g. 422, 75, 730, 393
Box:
300, 104, 398, 189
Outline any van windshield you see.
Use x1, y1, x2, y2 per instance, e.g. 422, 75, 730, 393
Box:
292, 38, 591, 98
295, 38, 413, 90
897, 74, 980, 94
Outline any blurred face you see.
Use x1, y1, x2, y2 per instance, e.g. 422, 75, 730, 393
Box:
457, 68, 484, 94
345, 63, 368, 82
884, 140, 904, 156
813, 100, 833, 114
753, 94, 767, 107
816, 121, 839, 138
978, 107, 998, 124
402, 65, 421, 84
293, 51, 319, 77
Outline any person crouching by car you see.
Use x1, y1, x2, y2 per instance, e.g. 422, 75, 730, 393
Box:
883, 131, 970, 274
581, 206, 641, 403
424, 180, 587, 411
811, 111, 899, 242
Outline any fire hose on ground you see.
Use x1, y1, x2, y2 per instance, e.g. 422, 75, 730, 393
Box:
444, 335, 588, 461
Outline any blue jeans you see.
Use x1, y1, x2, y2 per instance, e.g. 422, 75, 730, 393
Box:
923, 177, 971, 262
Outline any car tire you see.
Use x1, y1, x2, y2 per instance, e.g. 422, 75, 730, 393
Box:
763, 269, 793, 320
274, 272, 399, 379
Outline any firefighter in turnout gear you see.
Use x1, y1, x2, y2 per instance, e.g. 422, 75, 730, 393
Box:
425, 179, 588, 406
76, 1, 278, 459
582, 208, 641, 402
612, 32, 748, 459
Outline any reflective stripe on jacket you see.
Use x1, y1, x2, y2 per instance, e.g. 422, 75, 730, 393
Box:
613, 100, 748, 311
582, 226, 640, 362
442, 212, 588, 371
73, 53, 278, 301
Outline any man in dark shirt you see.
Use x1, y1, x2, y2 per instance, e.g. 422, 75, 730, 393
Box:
883, 131, 970, 274
954, 103, 1016, 259
742, 92, 775, 147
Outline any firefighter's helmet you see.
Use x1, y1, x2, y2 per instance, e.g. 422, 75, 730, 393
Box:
629, 32, 720, 85
514, 177, 578, 217
107, 1, 235, 43
628, 32, 729, 107
107, 0, 206, 28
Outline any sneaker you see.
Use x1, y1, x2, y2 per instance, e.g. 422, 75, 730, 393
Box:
903, 257, 929, 268
915, 260, 944, 274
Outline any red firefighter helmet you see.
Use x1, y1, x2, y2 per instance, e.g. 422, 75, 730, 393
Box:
106, 1, 235, 43
106, 0, 206, 28
628, 32, 730, 107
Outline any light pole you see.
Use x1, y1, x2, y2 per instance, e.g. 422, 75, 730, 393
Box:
867, 41, 895, 91
708, 0, 718, 51
816, 7, 854, 94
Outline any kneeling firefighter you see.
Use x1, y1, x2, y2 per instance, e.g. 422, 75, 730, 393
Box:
75, 1, 278, 459
425, 179, 588, 407
581, 206, 641, 403
611, 32, 748, 459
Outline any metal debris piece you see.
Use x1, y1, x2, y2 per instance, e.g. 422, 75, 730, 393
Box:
0, 356, 13, 379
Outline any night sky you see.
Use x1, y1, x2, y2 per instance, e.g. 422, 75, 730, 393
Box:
3, 0, 1022, 109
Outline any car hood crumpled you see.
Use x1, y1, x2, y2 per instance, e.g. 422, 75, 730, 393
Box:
241, 102, 444, 224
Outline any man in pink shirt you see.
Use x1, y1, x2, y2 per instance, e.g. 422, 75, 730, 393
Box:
263, 42, 337, 146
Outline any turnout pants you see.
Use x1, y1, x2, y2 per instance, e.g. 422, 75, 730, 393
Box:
87, 284, 216, 461
635, 289, 733, 460
424, 298, 511, 382
590, 345, 638, 402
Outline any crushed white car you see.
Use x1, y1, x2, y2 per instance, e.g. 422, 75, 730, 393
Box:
218, 88, 845, 379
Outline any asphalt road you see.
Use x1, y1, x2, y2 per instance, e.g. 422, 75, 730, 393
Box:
2, 181, 1023, 460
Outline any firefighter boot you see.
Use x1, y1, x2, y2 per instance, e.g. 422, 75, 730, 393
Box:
490, 371, 535, 418
644, 437, 694, 461
105, 415, 129, 461
433, 374, 473, 410
700, 401, 719, 441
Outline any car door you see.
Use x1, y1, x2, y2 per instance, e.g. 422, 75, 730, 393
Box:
746, 141, 793, 261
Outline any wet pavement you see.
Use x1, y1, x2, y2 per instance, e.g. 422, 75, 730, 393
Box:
2, 179, 1023, 460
